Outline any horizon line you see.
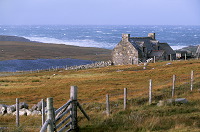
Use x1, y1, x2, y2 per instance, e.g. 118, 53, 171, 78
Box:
1, 24, 200, 26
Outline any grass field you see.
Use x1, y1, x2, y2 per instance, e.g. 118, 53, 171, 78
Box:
0, 59, 200, 131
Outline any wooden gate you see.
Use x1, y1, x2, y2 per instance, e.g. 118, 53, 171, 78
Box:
40, 86, 90, 132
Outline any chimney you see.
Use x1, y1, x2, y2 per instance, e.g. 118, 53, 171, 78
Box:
122, 34, 130, 42
148, 33, 155, 39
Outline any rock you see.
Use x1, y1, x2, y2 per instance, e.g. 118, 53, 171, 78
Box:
157, 98, 188, 106
165, 99, 175, 104
157, 100, 165, 107
32, 100, 46, 111
7, 105, 16, 114
31, 110, 42, 116
0, 104, 7, 115
174, 98, 188, 104
26, 109, 32, 116
166, 63, 172, 65
19, 102, 29, 109
102, 111, 107, 115
12, 108, 27, 116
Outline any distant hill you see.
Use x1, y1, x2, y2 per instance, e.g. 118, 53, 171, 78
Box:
176, 45, 199, 53
0, 35, 111, 61
0, 35, 32, 42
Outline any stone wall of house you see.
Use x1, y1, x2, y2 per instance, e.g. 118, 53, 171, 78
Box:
112, 40, 139, 65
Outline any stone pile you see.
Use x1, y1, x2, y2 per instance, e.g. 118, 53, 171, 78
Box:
65, 60, 112, 70
157, 98, 188, 107
0, 100, 46, 116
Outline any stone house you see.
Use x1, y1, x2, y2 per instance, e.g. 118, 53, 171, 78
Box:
112, 33, 176, 65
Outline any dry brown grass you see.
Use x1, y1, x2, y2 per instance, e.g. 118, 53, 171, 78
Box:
0, 59, 200, 131
0, 41, 111, 61
0, 59, 199, 106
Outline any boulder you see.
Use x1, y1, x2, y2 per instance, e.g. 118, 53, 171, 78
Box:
12, 108, 27, 116
0, 104, 7, 115
174, 98, 188, 104
26, 109, 32, 116
19, 102, 29, 109
157, 98, 188, 106
157, 100, 165, 107
31, 110, 42, 116
166, 63, 172, 65
7, 105, 16, 114
32, 100, 46, 111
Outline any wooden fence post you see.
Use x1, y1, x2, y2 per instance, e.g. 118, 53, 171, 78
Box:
191, 70, 194, 91
149, 79, 152, 105
47, 97, 54, 132
16, 98, 19, 127
185, 53, 187, 61
70, 86, 78, 131
170, 54, 172, 61
172, 75, 176, 98
42, 99, 45, 125
124, 88, 127, 110
154, 56, 156, 63
106, 94, 110, 116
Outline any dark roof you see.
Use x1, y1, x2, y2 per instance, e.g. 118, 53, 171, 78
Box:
149, 50, 165, 57
127, 35, 175, 56
159, 43, 175, 54
129, 37, 158, 52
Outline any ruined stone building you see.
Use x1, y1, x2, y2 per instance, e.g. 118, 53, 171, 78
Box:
112, 33, 176, 65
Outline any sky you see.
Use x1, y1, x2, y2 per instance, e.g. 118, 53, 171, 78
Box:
0, 0, 200, 25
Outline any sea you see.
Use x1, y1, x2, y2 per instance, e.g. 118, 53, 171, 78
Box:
0, 25, 200, 72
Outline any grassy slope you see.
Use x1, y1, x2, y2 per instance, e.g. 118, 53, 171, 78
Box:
0, 41, 111, 61
0, 60, 200, 131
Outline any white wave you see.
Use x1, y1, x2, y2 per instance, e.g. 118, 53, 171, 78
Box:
25, 36, 115, 49
171, 46, 187, 50
102, 33, 112, 35
25, 36, 188, 50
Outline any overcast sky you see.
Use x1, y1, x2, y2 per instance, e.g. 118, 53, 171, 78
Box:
0, 0, 200, 25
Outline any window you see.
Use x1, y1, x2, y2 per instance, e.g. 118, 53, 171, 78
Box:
143, 47, 145, 52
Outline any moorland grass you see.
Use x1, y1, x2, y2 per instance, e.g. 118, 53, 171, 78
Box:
0, 59, 200, 131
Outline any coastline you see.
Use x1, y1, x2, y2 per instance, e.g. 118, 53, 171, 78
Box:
0, 35, 112, 72
0, 40, 112, 61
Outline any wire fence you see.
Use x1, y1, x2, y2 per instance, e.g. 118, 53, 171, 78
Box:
77, 70, 200, 114
0, 67, 199, 131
